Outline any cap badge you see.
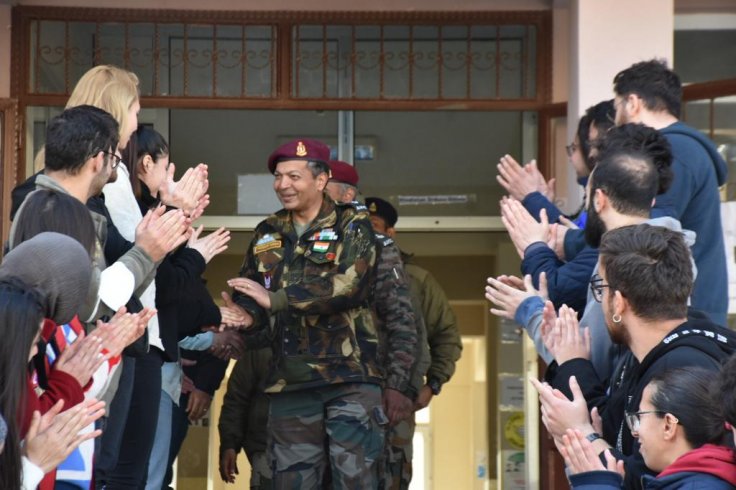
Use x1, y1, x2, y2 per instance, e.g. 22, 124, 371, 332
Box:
369, 202, 377, 212
296, 141, 307, 157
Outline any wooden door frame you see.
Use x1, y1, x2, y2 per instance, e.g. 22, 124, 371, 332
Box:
0, 99, 18, 248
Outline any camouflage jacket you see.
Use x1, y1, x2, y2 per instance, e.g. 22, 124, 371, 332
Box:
403, 252, 463, 388
218, 348, 271, 458
371, 233, 417, 395
235, 197, 380, 393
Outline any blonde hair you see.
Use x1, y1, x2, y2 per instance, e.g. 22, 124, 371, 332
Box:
66, 65, 139, 144
34, 65, 139, 172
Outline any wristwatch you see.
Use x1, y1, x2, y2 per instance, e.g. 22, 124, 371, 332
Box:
586, 432, 603, 443
428, 379, 442, 396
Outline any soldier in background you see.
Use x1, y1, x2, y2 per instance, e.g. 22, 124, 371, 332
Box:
325, 160, 419, 423
226, 139, 384, 489
365, 197, 463, 490
217, 348, 272, 489
325, 162, 428, 490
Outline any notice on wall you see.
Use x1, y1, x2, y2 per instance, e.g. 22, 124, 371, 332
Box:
397, 194, 471, 206
501, 449, 526, 490
499, 375, 525, 410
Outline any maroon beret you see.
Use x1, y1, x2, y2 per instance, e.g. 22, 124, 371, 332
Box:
327, 160, 359, 187
267, 139, 331, 174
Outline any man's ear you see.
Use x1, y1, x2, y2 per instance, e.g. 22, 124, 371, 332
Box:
89, 151, 105, 174
386, 226, 396, 239
627, 94, 643, 119
613, 290, 627, 318
594, 188, 608, 213
316, 172, 329, 192
344, 186, 357, 202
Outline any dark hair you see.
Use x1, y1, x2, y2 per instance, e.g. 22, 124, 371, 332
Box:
578, 100, 616, 171
307, 160, 330, 178
613, 59, 682, 118
13, 189, 97, 257
599, 224, 692, 320
122, 124, 170, 199
648, 367, 728, 448
594, 123, 674, 195
713, 353, 736, 431
0, 279, 45, 490
590, 151, 658, 217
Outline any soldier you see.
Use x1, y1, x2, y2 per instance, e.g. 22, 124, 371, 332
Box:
218, 348, 272, 489
325, 162, 427, 490
365, 197, 463, 490
227, 139, 384, 489
325, 160, 419, 424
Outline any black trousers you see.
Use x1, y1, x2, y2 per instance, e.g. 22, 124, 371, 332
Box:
97, 348, 163, 490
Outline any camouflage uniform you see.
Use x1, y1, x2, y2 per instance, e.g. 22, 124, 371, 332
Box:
384, 253, 462, 490
234, 196, 384, 489
371, 233, 418, 396
218, 348, 273, 489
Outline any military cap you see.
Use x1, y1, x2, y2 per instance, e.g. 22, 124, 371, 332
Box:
365, 197, 398, 228
327, 160, 359, 186
267, 138, 331, 174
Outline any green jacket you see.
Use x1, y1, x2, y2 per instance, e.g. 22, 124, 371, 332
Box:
235, 196, 380, 393
371, 233, 417, 395
217, 348, 271, 458
403, 252, 462, 388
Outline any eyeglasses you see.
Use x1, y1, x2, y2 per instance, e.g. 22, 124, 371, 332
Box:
625, 410, 674, 434
103, 151, 123, 170
565, 141, 578, 158
589, 273, 610, 303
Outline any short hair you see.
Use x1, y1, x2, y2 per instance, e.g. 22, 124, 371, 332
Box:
599, 224, 692, 320
123, 124, 170, 199
590, 151, 658, 217
13, 189, 97, 257
649, 367, 728, 448
45, 105, 120, 175
67, 65, 140, 143
594, 123, 674, 194
713, 353, 736, 430
307, 160, 330, 178
613, 59, 682, 118
578, 100, 616, 171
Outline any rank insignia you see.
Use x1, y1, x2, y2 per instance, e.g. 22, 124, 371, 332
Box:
369, 202, 377, 212
296, 141, 307, 157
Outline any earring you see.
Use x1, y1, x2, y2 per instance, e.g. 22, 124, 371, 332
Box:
612, 314, 622, 323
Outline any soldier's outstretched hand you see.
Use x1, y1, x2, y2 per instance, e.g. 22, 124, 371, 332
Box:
228, 278, 271, 309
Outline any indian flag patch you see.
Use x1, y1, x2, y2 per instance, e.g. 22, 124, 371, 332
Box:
313, 241, 330, 253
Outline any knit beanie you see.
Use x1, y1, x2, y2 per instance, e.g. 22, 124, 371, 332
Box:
0, 232, 92, 325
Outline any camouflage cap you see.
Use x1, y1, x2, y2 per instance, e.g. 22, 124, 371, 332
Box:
327, 160, 359, 186
267, 138, 331, 174
365, 197, 398, 227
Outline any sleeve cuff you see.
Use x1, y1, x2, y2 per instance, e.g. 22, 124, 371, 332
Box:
523, 241, 549, 257
514, 296, 545, 326
269, 289, 288, 313
21, 456, 45, 490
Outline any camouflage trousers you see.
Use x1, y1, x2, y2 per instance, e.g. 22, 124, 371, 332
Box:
381, 414, 416, 490
249, 451, 273, 489
268, 383, 385, 490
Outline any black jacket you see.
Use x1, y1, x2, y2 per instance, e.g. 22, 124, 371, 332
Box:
547, 313, 736, 490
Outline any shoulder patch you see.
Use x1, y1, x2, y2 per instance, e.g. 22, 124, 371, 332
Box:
336, 200, 368, 212
374, 232, 394, 246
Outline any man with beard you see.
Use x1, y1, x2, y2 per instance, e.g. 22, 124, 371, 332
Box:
9, 105, 187, 326
613, 59, 728, 326
486, 124, 679, 383
530, 224, 736, 490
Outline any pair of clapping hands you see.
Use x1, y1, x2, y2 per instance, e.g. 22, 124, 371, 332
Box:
24, 399, 106, 475
53, 307, 155, 389
530, 375, 625, 479
485, 272, 591, 366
